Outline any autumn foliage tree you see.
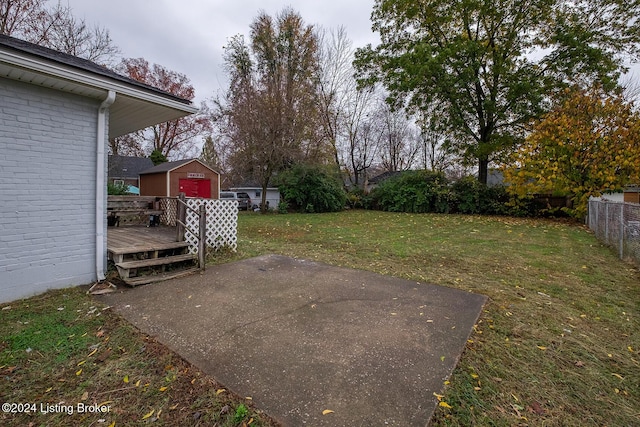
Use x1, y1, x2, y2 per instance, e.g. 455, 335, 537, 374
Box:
216, 8, 322, 210
355, 0, 640, 184
112, 58, 211, 159
504, 88, 640, 218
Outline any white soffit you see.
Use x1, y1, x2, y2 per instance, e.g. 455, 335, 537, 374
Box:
0, 50, 198, 138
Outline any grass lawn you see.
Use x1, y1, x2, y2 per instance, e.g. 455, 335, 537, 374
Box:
1, 210, 639, 426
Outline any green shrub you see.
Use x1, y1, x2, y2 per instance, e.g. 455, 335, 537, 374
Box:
371, 170, 451, 213
276, 164, 347, 213
107, 182, 129, 195
450, 177, 512, 215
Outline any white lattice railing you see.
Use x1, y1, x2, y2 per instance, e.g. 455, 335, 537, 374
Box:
160, 197, 178, 226
183, 199, 238, 254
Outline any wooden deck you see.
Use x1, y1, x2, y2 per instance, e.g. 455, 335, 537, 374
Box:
107, 226, 178, 253
107, 225, 198, 286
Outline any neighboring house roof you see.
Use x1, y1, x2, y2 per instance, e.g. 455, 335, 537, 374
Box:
0, 34, 198, 138
140, 159, 219, 175
108, 155, 154, 179
231, 186, 280, 191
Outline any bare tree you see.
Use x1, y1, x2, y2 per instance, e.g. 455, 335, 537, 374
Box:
107, 132, 145, 157
114, 58, 211, 159
217, 8, 321, 211
377, 101, 420, 172
41, 2, 120, 67
343, 86, 381, 187
315, 26, 354, 171
415, 106, 457, 173
0, 0, 47, 38
1, 0, 120, 67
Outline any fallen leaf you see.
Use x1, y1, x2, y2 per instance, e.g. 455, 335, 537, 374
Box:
96, 330, 104, 338
108, 422, 115, 427
439, 401, 452, 409
322, 409, 335, 415
123, 375, 129, 383
87, 348, 98, 357
159, 386, 168, 392
216, 388, 226, 395
612, 373, 624, 380
470, 373, 479, 379
96, 349, 111, 363
77, 360, 86, 366
141, 409, 154, 420
528, 401, 546, 415
433, 392, 444, 401
81, 391, 88, 401
537, 346, 547, 351
135, 380, 141, 387
75, 369, 82, 376
169, 403, 179, 410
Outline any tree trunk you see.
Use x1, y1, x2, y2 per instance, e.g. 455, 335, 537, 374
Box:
260, 181, 268, 214
478, 157, 489, 185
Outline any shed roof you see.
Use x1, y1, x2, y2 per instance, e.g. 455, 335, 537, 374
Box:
0, 34, 198, 138
140, 159, 219, 175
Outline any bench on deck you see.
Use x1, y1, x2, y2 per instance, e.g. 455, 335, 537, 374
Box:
107, 196, 163, 226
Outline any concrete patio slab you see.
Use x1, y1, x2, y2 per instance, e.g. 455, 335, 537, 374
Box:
97, 254, 487, 426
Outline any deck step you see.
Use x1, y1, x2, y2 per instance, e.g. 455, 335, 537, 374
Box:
123, 267, 200, 287
116, 254, 195, 270
108, 241, 190, 263
115, 253, 197, 282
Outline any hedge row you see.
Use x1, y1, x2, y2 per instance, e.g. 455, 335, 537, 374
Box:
350, 171, 556, 217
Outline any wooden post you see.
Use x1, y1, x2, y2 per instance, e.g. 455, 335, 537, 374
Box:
176, 193, 186, 242
198, 204, 206, 270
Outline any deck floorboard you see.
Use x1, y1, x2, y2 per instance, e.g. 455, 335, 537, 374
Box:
107, 226, 178, 252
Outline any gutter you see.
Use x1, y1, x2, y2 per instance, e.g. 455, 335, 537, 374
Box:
0, 49, 198, 113
96, 90, 116, 282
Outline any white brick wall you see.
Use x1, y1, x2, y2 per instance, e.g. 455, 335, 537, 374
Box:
0, 78, 104, 303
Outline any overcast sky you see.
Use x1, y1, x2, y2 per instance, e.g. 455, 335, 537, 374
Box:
60, 0, 378, 104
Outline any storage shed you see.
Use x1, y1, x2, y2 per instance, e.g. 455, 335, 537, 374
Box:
140, 159, 220, 199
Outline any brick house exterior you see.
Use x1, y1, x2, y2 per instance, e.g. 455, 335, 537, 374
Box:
0, 35, 197, 303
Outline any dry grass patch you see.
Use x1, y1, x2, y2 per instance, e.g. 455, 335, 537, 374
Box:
0, 288, 278, 426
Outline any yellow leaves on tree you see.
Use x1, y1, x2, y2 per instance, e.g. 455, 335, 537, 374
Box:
504, 87, 640, 218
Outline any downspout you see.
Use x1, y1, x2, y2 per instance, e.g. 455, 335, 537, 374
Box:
96, 90, 116, 282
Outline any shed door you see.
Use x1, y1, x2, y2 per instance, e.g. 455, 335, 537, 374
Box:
179, 179, 211, 198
